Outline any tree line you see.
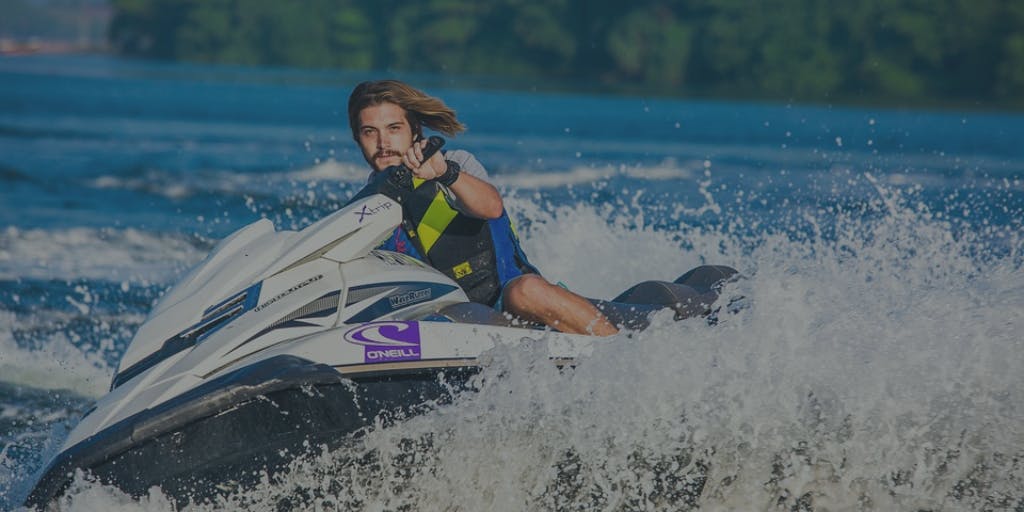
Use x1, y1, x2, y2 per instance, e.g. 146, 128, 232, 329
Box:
108, 0, 1024, 107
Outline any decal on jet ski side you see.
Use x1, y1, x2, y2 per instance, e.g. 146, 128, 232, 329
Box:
343, 282, 458, 323
226, 289, 343, 356
343, 321, 422, 363
354, 200, 395, 223
254, 274, 324, 312
371, 250, 425, 267
389, 288, 432, 308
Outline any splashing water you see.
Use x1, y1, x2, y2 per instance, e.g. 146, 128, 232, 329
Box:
20, 174, 1020, 512
3, 54, 1023, 510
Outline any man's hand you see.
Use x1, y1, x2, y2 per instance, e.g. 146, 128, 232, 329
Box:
400, 139, 504, 219
402, 138, 447, 180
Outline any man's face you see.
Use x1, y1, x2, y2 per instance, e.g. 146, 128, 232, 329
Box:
356, 102, 415, 172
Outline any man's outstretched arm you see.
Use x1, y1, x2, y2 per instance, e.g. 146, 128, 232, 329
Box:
403, 139, 503, 219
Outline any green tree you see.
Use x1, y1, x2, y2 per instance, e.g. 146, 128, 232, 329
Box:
606, 4, 693, 90
104, 0, 1024, 107
109, 0, 194, 58
833, 0, 943, 100
388, 0, 484, 72
754, 0, 841, 98
329, 3, 375, 70
175, 0, 255, 64
990, 1, 1024, 103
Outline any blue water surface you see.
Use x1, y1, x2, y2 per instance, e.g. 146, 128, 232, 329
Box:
1, 54, 1022, 510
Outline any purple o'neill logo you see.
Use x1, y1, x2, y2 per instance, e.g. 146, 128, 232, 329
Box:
343, 321, 421, 363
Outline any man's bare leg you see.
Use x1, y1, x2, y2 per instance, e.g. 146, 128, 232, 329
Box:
501, 274, 619, 335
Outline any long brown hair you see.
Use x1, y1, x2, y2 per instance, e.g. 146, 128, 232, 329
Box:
347, 80, 466, 140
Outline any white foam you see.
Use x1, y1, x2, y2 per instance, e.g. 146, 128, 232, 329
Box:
0, 226, 204, 282
492, 159, 697, 189
36, 472, 177, 512
86, 155, 704, 201
21, 179, 1024, 510
242, 183, 1019, 510
85, 159, 370, 201
0, 312, 113, 398
286, 158, 369, 183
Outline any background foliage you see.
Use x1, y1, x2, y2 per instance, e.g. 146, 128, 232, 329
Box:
108, 0, 1024, 107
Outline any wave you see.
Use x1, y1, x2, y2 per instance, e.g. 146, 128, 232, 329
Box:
0, 122, 112, 143
0, 226, 207, 282
80, 158, 707, 209
0, 165, 34, 184
0, 311, 114, 398
491, 159, 699, 189
205, 178, 1017, 511
0, 308, 111, 510
6, 177, 1023, 510
83, 159, 369, 201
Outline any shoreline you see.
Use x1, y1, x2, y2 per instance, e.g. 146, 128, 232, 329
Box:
3, 50, 1021, 115
0, 38, 108, 56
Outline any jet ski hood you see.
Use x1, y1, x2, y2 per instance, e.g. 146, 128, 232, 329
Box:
118, 195, 402, 382
65, 193, 470, 457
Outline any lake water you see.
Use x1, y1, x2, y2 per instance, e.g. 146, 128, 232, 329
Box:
1, 54, 1022, 510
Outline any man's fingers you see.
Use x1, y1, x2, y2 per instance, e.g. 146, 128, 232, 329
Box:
404, 147, 419, 169
403, 141, 443, 179
413, 139, 425, 161
427, 153, 445, 177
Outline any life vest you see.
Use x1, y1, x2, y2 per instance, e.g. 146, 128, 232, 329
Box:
381, 177, 537, 306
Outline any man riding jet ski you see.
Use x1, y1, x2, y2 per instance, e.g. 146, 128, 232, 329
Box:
347, 80, 621, 336
24, 86, 738, 508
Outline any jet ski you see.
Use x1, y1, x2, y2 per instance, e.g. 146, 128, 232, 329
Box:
25, 137, 738, 507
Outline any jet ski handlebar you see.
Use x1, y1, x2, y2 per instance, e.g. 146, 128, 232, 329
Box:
387, 135, 446, 189
344, 135, 446, 206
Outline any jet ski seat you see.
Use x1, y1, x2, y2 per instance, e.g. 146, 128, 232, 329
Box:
434, 302, 518, 326
432, 265, 740, 332
612, 265, 738, 318
594, 265, 741, 329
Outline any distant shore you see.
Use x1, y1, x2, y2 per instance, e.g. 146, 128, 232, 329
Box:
3, 51, 1020, 115
0, 38, 108, 56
